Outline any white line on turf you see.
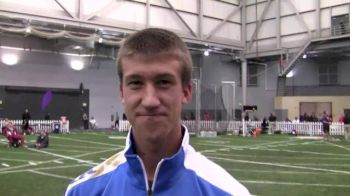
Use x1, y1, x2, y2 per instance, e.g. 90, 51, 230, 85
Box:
1, 163, 10, 167
256, 148, 350, 157
0, 147, 117, 173
26, 148, 98, 166
286, 163, 350, 167
204, 152, 350, 161
50, 136, 124, 148
0, 148, 116, 176
50, 144, 113, 150
199, 140, 299, 153
0, 164, 89, 174
241, 180, 350, 188
227, 168, 349, 175
28, 170, 74, 180
28, 161, 37, 166
0, 158, 38, 162
207, 156, 350, 175
325, 141, 350, 151
53, 160, 64, 164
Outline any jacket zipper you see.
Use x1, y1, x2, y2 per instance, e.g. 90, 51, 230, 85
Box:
136, 156, 164, 196
151, 159, 164, 195
136, 156, 150, 195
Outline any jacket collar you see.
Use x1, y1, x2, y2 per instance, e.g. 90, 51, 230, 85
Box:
124, 125, 190, 190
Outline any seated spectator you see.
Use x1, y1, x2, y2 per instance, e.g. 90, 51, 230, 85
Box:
338, 114, 345, 123
203, 111, 211, 121
292, 117, 299, 123
2, 121, 25, 147
35, 130, 49, 149
22, 120, 34, 135
89, 117, 97, 129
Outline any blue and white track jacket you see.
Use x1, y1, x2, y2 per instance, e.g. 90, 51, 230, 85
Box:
65, 126, 251, 196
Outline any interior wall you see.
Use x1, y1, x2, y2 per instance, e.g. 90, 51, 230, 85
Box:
286, 58, 350, 86
190, 53, 280, 120
245, 61, 280, 119
274, 96, 350, 121
0, 49, 121, 129
0, 86, 89, 129
1, 45, 348, 126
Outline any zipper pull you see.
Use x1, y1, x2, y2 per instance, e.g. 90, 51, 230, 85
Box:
148, 187, 153, 196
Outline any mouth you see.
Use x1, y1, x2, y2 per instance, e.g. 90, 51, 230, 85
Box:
136, 113, 166, 117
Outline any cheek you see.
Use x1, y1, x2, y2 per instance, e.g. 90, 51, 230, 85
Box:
122, 93, 141, 107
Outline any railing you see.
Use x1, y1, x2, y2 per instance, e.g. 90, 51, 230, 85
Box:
117, 120, 345, 136
0, 119, 70, 134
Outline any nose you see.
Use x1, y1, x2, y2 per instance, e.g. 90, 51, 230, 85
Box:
141, 84, 160, 108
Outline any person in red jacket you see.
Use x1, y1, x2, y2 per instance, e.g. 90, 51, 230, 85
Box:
3, 121, 25, 147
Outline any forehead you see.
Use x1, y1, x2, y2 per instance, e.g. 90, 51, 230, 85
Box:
121, 55, 182, 78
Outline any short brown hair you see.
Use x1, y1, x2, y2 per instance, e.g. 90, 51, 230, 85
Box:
116, 28, 193, 86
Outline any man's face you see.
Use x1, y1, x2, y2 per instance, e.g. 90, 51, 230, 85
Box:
120, 56, 192, 142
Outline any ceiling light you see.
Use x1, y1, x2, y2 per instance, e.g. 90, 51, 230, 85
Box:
26, 27, 31, 33
73, 46, 82, 50
286, 70, 294, 78
204, 50, 210, 56
302, 54, 307, 59
98, 38, 103, 43
70, 59, 84, 71
1, 53, 19, 66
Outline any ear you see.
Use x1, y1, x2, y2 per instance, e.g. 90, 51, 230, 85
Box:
182, 83, 192, 104
120, 83, 125, 104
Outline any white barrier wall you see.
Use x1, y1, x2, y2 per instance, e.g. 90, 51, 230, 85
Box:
117, 120, 345, 136
0, 119, 69, 134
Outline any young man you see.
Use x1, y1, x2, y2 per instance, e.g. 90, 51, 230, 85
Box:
65, 28, 250, 196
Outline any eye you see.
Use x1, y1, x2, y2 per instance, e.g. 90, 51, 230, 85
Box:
157, 80, 172, 88
127, 80, 143, 89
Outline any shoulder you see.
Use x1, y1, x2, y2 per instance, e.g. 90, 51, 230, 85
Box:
65, 150, 127, 196
183, 146, 250, 196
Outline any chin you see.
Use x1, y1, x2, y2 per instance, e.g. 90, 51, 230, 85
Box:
136, 121, 168, 135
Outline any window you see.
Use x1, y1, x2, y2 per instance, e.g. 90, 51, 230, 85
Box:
248, 65, 258, 86
319, 64, 338, 85
239, 65, 258, 86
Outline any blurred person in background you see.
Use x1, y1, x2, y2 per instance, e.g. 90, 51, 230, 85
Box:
35, 130, 49, 149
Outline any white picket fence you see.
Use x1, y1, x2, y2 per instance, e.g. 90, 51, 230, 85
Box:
276, 121, 344, 136
0, 119, 70, 134
117, 120, 345, 136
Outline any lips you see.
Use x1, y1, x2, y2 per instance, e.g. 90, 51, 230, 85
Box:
137, 113, 166, 117
135, 111, 167, 117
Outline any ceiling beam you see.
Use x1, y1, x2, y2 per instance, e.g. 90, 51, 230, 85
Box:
164, 0, 197, 37
247, 0, 272, 51
54, 0, 77, 19
84, 1, 122, 21
205, 0, 243, 40
286, 0, 311, 36
315, 0, 321, 37
276, 0, 281, 49
146, 0, 150, 27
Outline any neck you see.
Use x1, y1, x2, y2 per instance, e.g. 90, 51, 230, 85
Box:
133, 126, 183, 181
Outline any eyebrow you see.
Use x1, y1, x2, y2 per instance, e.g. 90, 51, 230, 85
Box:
124, 74, 143, 81
124, 73, 177, 81
154, 73, 177, 80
